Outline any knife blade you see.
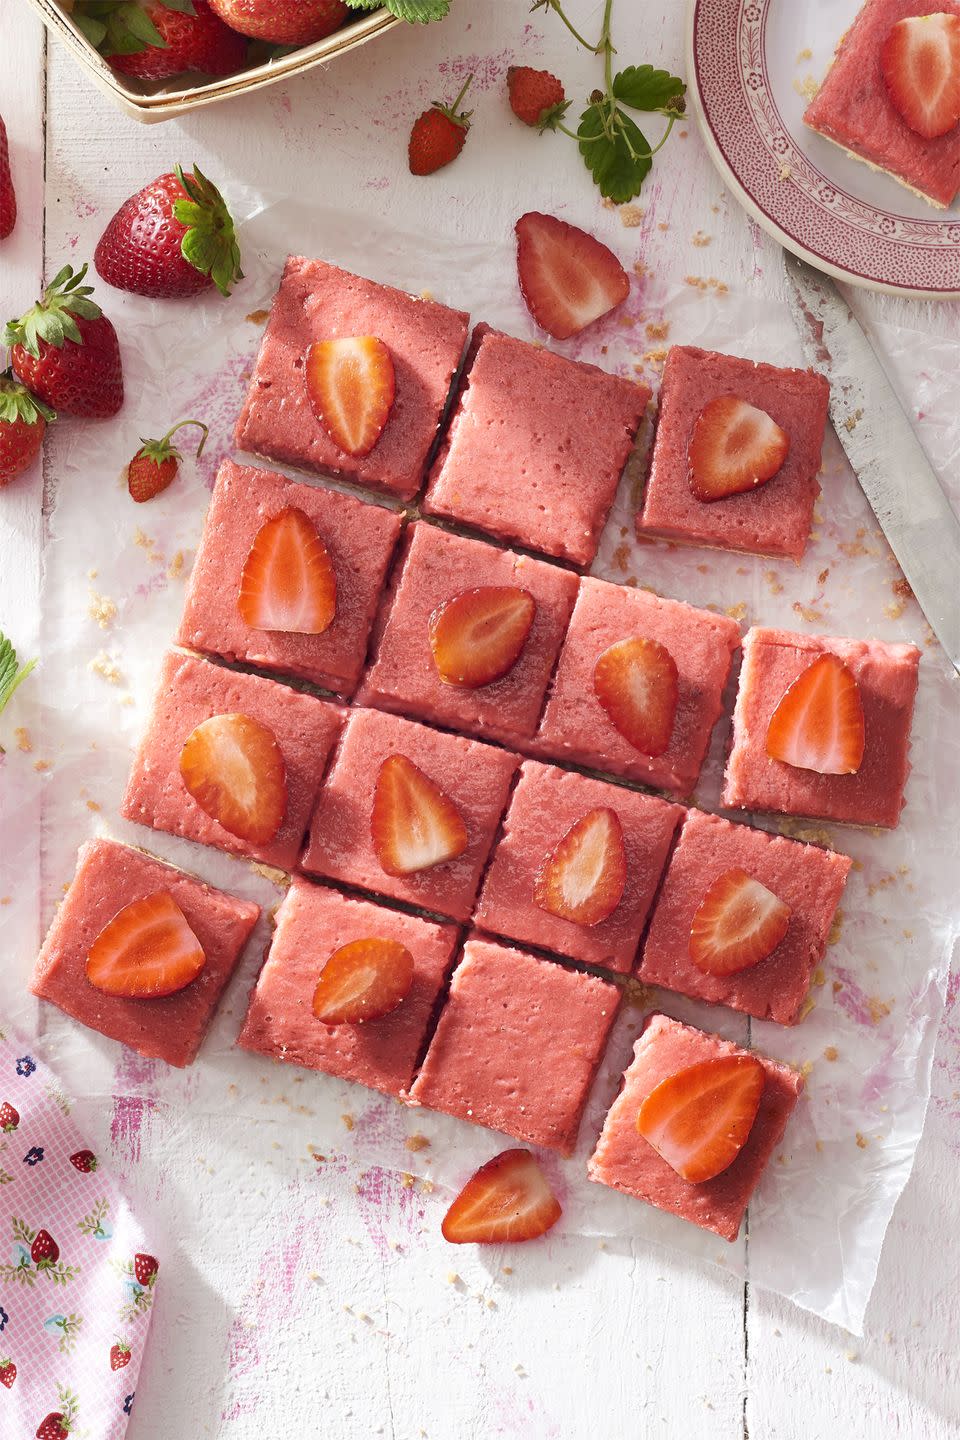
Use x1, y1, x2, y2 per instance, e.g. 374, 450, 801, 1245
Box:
783, 250, 960, 675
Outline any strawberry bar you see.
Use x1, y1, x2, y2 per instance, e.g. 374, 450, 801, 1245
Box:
408, 935, 620, 1155
639, 810, 851, 1024
238, 879, 459, 1097
588, 1013, 803, 1241
31, 839, 260, 1068
475, 760, 683, 973
804, 0, 960, 209
235, 256, 470, 500
357, 521, 578, 749
637, 347, 830, 561
177, 459, 401, 696
423, 324, 649, 566
722, 627, 921, 828
121, 651, 343, 870
535, 577, 741, 796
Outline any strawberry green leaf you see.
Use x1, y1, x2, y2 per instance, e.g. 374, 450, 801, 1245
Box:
0, 634, 36, 719
116, 1, 167, 46
172, 165, 243, 298
612, 65, 686, 113
3, 264, 102, 359
578, 101, 653, 203
159, 0, 196, 12
344, 0, 450, 20
73, 14, 108, 47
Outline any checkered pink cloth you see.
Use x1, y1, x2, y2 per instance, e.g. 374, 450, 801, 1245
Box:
0, 1033, 158, 1438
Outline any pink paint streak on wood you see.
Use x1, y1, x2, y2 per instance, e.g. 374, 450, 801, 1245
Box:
110, 1047, 160, 1164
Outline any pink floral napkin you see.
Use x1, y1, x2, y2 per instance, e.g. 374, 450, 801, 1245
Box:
0, 1031, 158, 1439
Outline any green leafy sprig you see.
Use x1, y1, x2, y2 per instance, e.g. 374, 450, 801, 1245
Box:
344, 0, 451, 23
0, 632, 36, 754
73, 0, 195, 55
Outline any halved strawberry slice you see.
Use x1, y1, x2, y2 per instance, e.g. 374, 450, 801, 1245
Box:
637, 1055, 765, 1183
428, 586, 536, 688
312, 937, 414, 1025
534, 807, 626, 926
594, 636, 679, 757
515, 211, 630, 340
305, 336, 395, 458
689, 867, 791, 975
881, 13, 960, 139
766, 653, 865, 775
86, 891, 206, 997
441, 1148, 562, 1244
371, 753, 468, 876
238, 506, 337, 635
688, 395, 790, 501
179, 712, 287, 843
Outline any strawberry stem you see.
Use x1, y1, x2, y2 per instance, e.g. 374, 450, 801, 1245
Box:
535, 0, 602, 53
158, 418, 208, 459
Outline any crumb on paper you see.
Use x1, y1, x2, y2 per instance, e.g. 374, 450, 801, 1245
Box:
502, 1265, 513, 1275
86, 799, 100, 812
619, 204, 644, 227
405, 1133, 430, 1153
793, 75, 820, 102
645, 320, 669, 342
446, 1272, 460, 1286
824, 1046, 839, 1062
621, 976, 654, 1011
88, 590, 117, 629
812, 967, 826, 987
797, 995, 816, 1023
793, 601, 824, 624
658, 222, 670, 232
34, 759, 52, 773
844, 408, 864, 433
400, 1172, 415, 1189
168, 551, 186, 581
246, 309, 271, 325
796, 47, 813, 62
800, 1060, 814, 1079
340, 1114, 354, 1131
856, 1132, 868, 1149
765, 570, 784, 595
419, 289, 435, 303
725, 601, 747, 622
14, 727, 31, 753
868, 996, 891, 1024
642, 347, 669, 368
691, 230, 711, 247
90, 652, 124, 685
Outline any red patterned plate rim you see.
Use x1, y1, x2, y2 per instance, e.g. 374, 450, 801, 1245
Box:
686, 0, 960, 298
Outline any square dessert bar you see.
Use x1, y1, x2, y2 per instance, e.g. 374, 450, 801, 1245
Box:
238, 879, 459, 1098
302, 707, 519, 922
122, 651, 343, 870
423, 324, 649, 566
235, 255, 470, 500
408, 934, 620, 1155
639, 810, 852, 1025
535, 576, 741, 796
475, 760, 684, 973
637, 346, 830, 561
357, 521, 578, 749
588, 1013, 803, 1241
177, 459, 401, 696
31, 838, 260, 1068
722, 627, 921, 828
804, 0, 960, 209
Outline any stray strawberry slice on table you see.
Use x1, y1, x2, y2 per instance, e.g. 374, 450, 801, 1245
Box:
408, 74, 473, 175
179, 712, 287, 843
30, 1229, 60, 1267
86, 891, 206, 998
881, 12, 960, 139
0, 371, 53, 489
637, 1055, 765, 1183
312, 938, 415, 1026
371, 753, 468, 877
0, 1101, 19, 1133
4, 263, 123, 419
109, 1340, 132, 1372
238, 506, 337, 634
0, 114, 16, 240
515, 211, 630, 340
69, 1149, 98, 1173
534, 807, 627, 927
766, 652, 865, 775
441, 1148, 562, 1245
507, 66, 570, 130
126, 418, 208, 503
0, 1358, 15, 1389
594, 635, 679, 757
429, 586, 537, 688
689, 867, 791, 975
688, 395, 790, 501
305, 336, 395, 458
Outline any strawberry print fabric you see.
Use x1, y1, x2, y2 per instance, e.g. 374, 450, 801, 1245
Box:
0, 1031, 158, 1438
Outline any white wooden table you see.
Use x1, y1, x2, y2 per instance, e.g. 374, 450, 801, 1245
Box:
3, 2, 960, 1436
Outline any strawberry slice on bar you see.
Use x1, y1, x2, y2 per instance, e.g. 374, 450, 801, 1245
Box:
86, 891, 206, 997
429, 585, 536, 688
688, 395, 789, 502
534, 806, 627, 926
305, 335, 395, 458
180, 712, 288, 843
238, 506, 337, 635
371, 753, 469, 877
637, 1055, 765, 1183
689, 867, 792, 975
312, 937, 415, 1026
594, 635, 679, 756
766, 653, 865, 775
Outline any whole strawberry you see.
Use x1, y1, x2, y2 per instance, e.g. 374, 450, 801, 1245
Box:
126, 418, 208, 502
0, 1101, 19, 1133
507, 66, 569, 130
0, 371, 54, 488
4, 264, 123, 418
69, 1149, 97, 1172
207, 0, 348, 44
105, 1, 247, 82
409, 75, 473, 176
0, 115, 15, 239
95, 164, 242, 300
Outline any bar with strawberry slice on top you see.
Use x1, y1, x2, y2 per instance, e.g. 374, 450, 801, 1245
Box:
31, 839, 260, 1068
177, 459, 401, 697
588, 1013, 804, 1241
636, 346, 830, 561
722, 627, 921, 828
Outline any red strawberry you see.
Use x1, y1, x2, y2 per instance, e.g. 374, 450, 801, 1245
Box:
428, 586, 536, 688
86, 890, 206, 998
207, 0, 348, 44
4, 264, 123, 419
179, 712, 287, 843
0, 1101, 19, 1133
442, 1148, 562, 1244
594, 636, 679, 757
689, 868, 792, 975
95, 164, 242, 299
105, 1, 247, 81
304, 337, 395, 458
30, 1229, 59, 1267
0, 115, 16, 239
36, 1415, 68, 1440
126, 418, 208, 503
637, 1055, 765, 1183
515, 211, 630, 340
0, 371, 53, 488
371, 753, 468, 877
238, 506, 337, 634
766, 652, 865, 775
409, 74, 473, 176
312, 938, 414, 1026
534, 807, 626, 927
109, 1340, 131, 1372
688, 395, 789, 501
0, 1358, 14, 1389
134, 1253, 159, 1287
507, 66, 569, 129
69, 1149, 98, 1173
881, 12, 960, 139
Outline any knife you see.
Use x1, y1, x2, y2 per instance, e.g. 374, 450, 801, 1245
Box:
783, 251, 960, 676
